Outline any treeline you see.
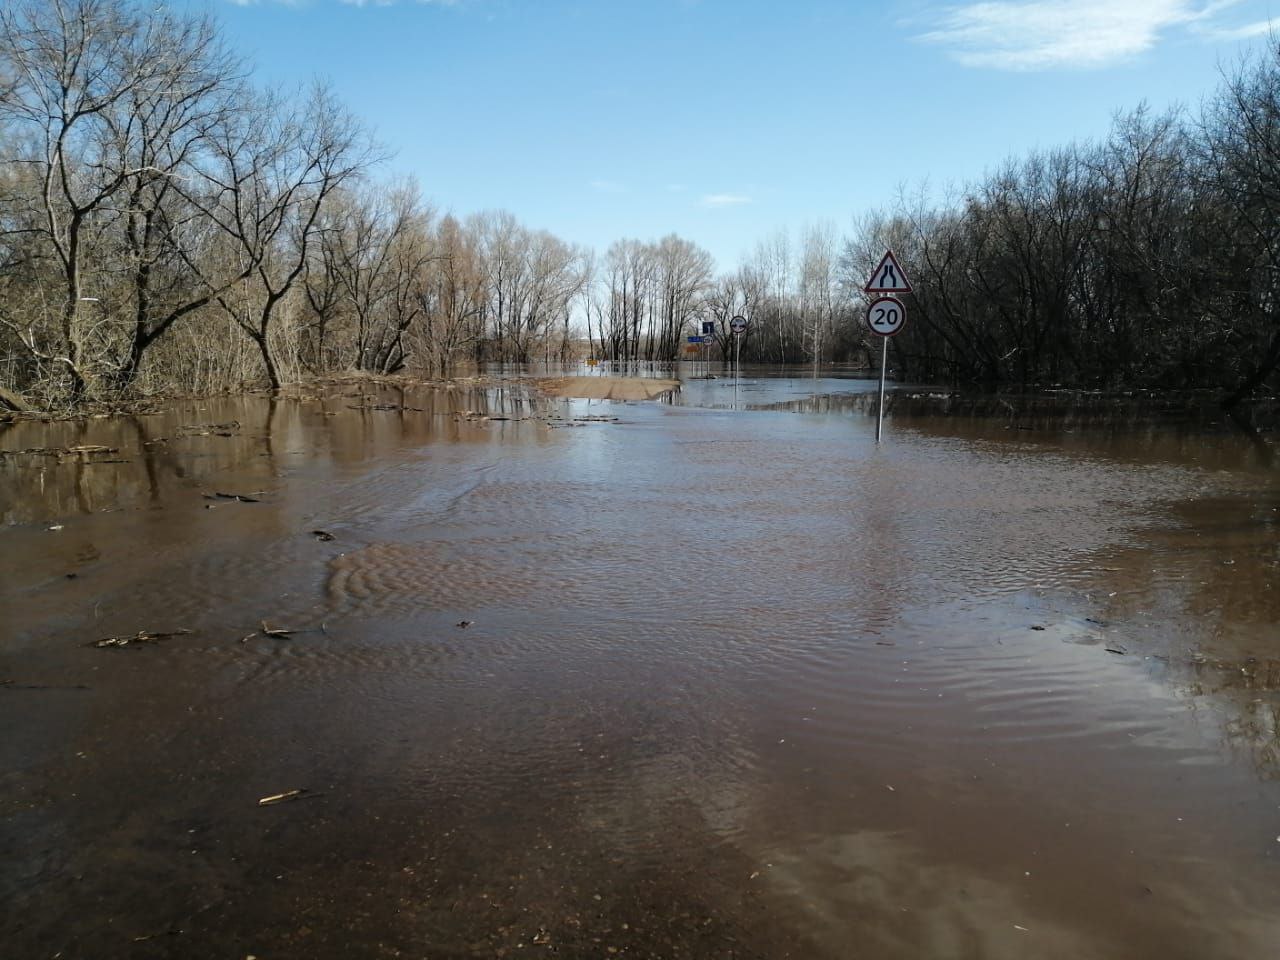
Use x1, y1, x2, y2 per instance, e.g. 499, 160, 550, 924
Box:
3, 0, 1280, 409
851, 58, 1280, 405
0, 0, 604, 406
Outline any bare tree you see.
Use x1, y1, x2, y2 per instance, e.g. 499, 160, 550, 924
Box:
798, 222, 838, 371
414, 213, 484, 374
0, 0, 239, 397
1201, 41, 1280, 405
319, 180, 433, 374
199, 83, 376, 389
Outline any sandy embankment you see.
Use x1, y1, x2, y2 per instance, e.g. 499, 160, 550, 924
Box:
535, 376, 680, 401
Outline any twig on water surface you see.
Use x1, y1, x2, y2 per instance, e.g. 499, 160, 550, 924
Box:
91, 629, 192, 649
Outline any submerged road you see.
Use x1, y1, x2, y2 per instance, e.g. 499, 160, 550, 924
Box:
2, 375, 1278, 958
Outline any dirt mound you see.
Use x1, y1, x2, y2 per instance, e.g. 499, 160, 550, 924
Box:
536, 376, 679, 401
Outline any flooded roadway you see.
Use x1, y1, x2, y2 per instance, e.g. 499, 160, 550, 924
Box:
1, 372, 1278, 959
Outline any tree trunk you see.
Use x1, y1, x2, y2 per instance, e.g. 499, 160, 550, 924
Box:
0, 385, 31, 412
1222, 322, 1280, 409
251, 331, 281, 391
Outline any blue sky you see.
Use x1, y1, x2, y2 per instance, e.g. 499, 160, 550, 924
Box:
196, 0, 1279, 271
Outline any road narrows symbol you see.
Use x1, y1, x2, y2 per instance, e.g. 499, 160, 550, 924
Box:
863, 250, 912, 294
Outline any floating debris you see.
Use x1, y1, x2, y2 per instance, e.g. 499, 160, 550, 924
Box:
258, 789, 308, 807
312, 530, 336, 542
0, 679, 91, 691
131, 929, 182, 944
1, 444, 120, 459
202, 492, 261, 503
179, 420, 240, 437
92, 629, 192, 648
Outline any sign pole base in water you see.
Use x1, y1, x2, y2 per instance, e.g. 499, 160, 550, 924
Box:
864, 251, 909, 444
876, 336, 887, 443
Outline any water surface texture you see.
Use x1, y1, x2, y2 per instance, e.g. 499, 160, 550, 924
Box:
2, 374, 1278, 959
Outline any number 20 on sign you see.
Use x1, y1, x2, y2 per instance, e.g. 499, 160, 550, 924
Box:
866, 296, 906, 336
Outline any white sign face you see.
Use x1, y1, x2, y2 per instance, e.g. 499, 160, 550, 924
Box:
864, 250, 912, 294
867, 296, 906, 336
730, 315, 748, 334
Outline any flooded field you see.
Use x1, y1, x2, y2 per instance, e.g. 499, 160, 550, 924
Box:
2, 370, 1278, 959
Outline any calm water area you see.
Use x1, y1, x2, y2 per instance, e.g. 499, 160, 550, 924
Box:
2, 366, 1278, 958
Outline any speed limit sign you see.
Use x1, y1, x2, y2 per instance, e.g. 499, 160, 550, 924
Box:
866, 296, 906, 336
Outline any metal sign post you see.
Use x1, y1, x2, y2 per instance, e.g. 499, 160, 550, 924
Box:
729, 315, 748, 408
863, 253, 912, 443
876, 336, 889, 442
686, 334, 705, 373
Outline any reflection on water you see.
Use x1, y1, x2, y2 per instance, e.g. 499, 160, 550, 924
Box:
2, 374, 1279, 959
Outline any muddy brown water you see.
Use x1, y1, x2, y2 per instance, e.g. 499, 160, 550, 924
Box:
1, 375, 1278, 959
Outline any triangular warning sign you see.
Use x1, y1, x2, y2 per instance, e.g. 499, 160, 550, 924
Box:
864, 249, 912, 294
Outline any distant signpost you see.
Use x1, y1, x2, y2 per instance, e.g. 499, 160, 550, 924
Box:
863, 251, 911, 442
729, 315, 748, 378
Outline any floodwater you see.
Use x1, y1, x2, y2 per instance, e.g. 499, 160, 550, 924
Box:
1, 370, 1278, 959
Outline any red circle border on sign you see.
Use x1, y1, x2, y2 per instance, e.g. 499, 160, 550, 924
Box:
866, 296, 906, 337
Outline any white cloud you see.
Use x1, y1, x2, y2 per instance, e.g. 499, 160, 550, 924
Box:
917, 1, 1238, 70
699, 194, 752, 208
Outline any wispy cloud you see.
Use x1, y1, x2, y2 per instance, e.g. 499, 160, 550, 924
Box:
699, 193, 752, 208
917, 1, 1245, 71
1195, 17, 1276, 40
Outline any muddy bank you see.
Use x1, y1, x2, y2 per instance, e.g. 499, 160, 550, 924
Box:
2, 377, 1279, 959
536, 375, 680, 401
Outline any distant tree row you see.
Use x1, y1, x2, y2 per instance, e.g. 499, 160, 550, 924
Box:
2, 0, 1279, 408
850, 53, 1280, 405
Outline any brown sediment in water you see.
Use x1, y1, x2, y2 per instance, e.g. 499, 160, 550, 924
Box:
536, 375, 680, 400
2, 378, 1279, 959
